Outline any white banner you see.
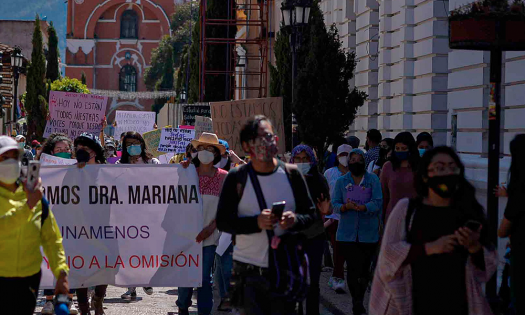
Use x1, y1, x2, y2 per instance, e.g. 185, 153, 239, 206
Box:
40, 153, 77, 166
114, 111, 156, 137
39, 165, 203, 288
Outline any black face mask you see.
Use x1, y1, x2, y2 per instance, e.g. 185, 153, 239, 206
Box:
427, 174, 461, 198
348, 162, 366, 176
76, 149, 91, 163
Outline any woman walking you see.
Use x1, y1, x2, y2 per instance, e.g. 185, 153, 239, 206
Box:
370, 146, 497, 315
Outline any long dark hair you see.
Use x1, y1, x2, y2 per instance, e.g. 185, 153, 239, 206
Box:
508, 134, 525, 197
120, 131, 153, 164
390, 132, 420, 171
42, 133, 73, 156
414, 146, 490, 246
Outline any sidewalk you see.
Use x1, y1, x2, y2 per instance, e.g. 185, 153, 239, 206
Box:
318, 269, 370, 315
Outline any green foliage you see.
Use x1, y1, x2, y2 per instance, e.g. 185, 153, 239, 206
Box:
176, 45, 190, 103
188, 20, 200, 103
26, 15, 48, 141
46, 21, 60, 82
50, 77, 90, 94
151, 43, 175, 114
81, 71, 87, 85
270, 2, 367, 162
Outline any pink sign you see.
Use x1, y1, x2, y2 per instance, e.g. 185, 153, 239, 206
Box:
178, 125, 195, 130
117, 151, 122, 157
44, 91, 108, 139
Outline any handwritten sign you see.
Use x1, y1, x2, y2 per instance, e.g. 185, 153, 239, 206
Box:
195, 116, 213, 139
210, 97, 285, 155
43, 91, 108, 138
40, 153, 77, 166
114, 111, 156, 137
142, 129, 164, 158
183, 105, 211, 126
158, 128, 195, 153
158, 152, 175, 164
345, 185, 372, 206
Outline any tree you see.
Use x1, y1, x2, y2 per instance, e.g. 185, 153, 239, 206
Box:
50, 77, 90, 94
270, 1, 367, 162
46, 21, 60, 81
81, 72, 87, 85
152, 42, 175, 114
26, 15, 48, 141
188, 20, 200, 103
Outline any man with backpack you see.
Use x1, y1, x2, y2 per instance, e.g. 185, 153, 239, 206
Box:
216, 115, 317, 315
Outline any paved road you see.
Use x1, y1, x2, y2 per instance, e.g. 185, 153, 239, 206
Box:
35, 286, 335, 315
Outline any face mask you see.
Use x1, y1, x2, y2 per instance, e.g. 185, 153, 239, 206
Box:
55, 152, 72, 159
106, 149, 115, 157
348, 162, 366, 176
216, 157, 229, 169
127, 145, 142, 156
198, 150, 215, 165
191, 152, 198, 159
427, 174, 460, 198
338, 156, 348, 167
418, 148, 426, 157
0, 159, 21, 185
395, 151, 409, 161
249, 137, 278, 162
76, 149, 91, 163
18, 143, 25, 149
295, 163, 312, 175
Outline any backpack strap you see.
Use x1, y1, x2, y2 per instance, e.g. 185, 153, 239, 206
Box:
41, 197, 49, 228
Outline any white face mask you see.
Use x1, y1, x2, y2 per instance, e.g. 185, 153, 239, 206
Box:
216, 157, 229, 169
338, 156, 348, 167
198, 150, 215, 165
0, 159, 21, 185
295, 163, 312, 175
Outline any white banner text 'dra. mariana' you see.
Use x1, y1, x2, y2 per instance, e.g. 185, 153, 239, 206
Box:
39, 165, 203, 288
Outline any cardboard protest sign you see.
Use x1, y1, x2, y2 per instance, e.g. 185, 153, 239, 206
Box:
40, 153, 77, 166
210, 97, 285, 155
39, 165, 203, 288
44, 91, 108, 139
114, 111, 156, 137
158, 128, 195, 153
195, 116, 213, 139
183, 105, 211, 126
142, 129, 164, 158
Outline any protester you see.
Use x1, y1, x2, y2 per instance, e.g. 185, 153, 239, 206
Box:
177, 132, 228, 315
31, 140, 40, 156
370, 146, 497, 315
380, 132, 419, 224
216, 139, 246, 171
379, 138, 393, 153
104, 139, 117, 158
15, 135, 34, 165
324, 143, 352, 292
324, 137, 346, 171
0, 136, 70, 315
35, 143, 43, 160
346, 135, 361, 150
498, 134, 525, 314
332, 149, 382, 315
216, 115, 316, 315
116, 131, 159, 166
364, 129, 382, 170
116, 131, 157, 300
416, 132, 434, 157
368, 147, 389, 176
72, 133, 107, 315
291, 144, 331, 315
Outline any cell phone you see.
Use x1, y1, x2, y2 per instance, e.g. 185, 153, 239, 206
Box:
465, 220, 482, 231
26, 160, 41, 192
271, 201, 286, 220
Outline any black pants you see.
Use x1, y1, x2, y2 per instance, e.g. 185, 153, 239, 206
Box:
303, 234, 326, 315
339, 242, 377, 313
231, 261, 296, 315
0, 271, 41, 315
77, 285, 108, 304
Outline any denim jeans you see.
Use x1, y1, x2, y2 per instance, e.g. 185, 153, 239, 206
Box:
177, 245, 216, 315
215, 243, 234, 299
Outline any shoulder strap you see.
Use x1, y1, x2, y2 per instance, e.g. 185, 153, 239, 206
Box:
247, 164, 274, 240
41, 197, 49, 228
405, 198, 417, 235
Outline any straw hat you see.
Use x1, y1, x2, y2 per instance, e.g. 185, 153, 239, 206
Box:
191, 133, 226, 155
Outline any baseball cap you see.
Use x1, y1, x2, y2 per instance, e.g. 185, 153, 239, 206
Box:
15, 135, 25, 142
32, 140, 41, 146
337, 144, 352, 156
219, 139, 230, 154
0, 136, 22, 156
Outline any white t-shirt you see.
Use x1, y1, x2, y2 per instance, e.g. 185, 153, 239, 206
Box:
234, 167, 296, 268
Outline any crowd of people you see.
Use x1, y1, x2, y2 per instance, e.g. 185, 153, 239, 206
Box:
0, 115, 523, 315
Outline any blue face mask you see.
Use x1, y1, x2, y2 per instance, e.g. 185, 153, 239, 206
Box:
127, 144, 142, 156
418, 148, 426, 157
395, 151, 410, 161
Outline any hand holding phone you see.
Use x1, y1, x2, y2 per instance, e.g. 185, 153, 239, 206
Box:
26, 161, 41, 192
465, 220, 482, 232
271, 201, 286, 221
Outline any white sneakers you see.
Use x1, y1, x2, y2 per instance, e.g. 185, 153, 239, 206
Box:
41, 300, 79, 315
69, 303, 79, 314
328, 277, 346, 293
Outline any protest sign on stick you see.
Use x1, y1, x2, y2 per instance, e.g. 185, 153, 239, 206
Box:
43, 91, 108, 139
142, 129, 164, 158
40, 153, 77, 166
210, 97, 285, 154
114, 111, 156, 137
158, 128, 195, 153
194, 116, 213, 139
39, 165, 203, 288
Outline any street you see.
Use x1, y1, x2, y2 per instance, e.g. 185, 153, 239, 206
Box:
35, 286, 336, 315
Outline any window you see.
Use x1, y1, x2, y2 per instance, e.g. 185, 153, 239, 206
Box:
119, 65, 137, 92
120, 10, 138, 39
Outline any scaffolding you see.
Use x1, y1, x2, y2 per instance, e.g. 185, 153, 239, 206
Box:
199, 0, 271, 101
